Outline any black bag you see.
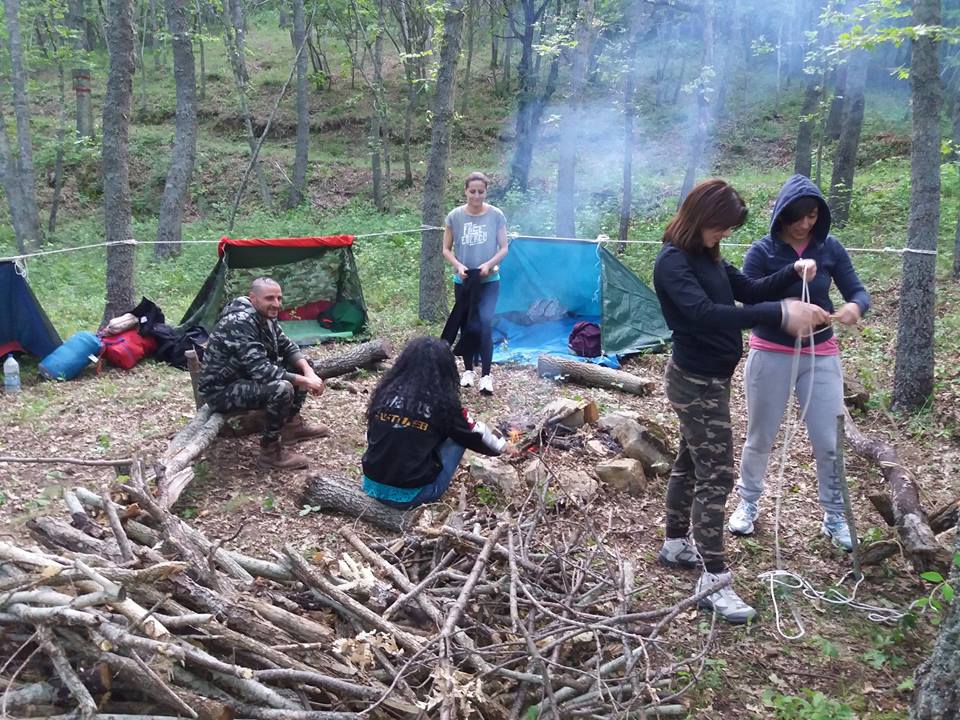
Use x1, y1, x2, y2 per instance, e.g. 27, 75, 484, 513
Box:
568, 321, 601, 358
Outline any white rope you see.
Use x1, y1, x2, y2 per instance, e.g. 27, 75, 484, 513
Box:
0, 226, 444, 264
761, 273, 915, 638
514, 231, 938, 256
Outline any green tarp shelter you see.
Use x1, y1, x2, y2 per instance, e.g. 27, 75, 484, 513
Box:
180, 235, 368, 345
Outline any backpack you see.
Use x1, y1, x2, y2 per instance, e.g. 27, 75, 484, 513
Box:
568, 321, 601, 358
100, 329, 158, 369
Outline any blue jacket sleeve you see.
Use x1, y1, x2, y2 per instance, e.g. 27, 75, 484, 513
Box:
656, 251, 783, 330
829, 239, 871, 315
725, 261, 797, 304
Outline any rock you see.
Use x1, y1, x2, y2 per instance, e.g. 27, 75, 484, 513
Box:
608, 419, 673, 476
598, 410, 641, 433
586, 439, 609, 456
524, 458, 548, 486
555, 470, 599, 505
469, 456, 520, 496
542, 398, 585, 429
596, 458, 647, 495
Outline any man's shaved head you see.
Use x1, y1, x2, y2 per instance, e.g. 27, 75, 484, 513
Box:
251, 277, 281, 295
249, 277, 283, 318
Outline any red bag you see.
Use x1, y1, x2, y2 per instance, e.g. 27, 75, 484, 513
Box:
100, 329, 157, 369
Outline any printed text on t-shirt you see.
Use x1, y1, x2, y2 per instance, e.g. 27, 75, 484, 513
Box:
460, 222, 488, 247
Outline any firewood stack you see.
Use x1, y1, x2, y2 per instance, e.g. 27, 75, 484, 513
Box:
1, 463, 719, 719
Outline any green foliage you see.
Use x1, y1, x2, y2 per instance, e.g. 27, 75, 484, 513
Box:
180, 506, 199, 520
762, 689, 856, 720
299, 504, 323, 516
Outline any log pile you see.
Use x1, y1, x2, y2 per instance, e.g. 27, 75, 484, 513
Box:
1, 464, 720, 719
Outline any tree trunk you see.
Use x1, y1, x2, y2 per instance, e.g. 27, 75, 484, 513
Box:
154, 0, 198, 259
679, 0, 715, 204
892, 0, 941, 413
102, 0, 137, 323
4, 0, 42, 250
278, 0, 288, 28
302, 475, 412, 532
419, 0, 466, 322
0, 111, 32, 254
507, 0, 559, 193
48, 64, 68, 233
825, 62, 846, 141
222, 0, 273, 208
69, 0, 95, 140
555, 0, 595, 239
196, 5, 205, 102
370, 1, 386, 212
828, 48, 868, 226
459, 0, 475, 114
618, 34, 640, 250
910, 530, 960, 718
795, 74, 820, 177
287, 0, 309, 208
149, 0, 161, 71
952, 88, 960, 280
502, 33, 512, 92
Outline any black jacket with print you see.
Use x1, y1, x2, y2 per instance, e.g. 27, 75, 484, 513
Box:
362, 399, 506, 489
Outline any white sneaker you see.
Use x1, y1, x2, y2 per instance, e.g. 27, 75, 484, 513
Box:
657, 536, 702, 569
460, 370, 476, 388
695, 570, 758, 624
478, 375, 494, 395
821, 512, 854, 552
728, 499, 760, 535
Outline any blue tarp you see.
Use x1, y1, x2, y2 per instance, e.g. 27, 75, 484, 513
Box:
0, 261, 62, 358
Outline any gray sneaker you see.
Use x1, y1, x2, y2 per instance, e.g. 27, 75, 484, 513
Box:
696, 570, 758, 624
657, 536, 702, 569
728, 499, 759, 535
821, 512, 853, 551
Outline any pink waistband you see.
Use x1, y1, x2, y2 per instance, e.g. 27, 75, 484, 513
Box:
749, 333, 839, 356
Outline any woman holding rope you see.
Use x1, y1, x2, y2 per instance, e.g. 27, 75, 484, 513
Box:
441, 172, 509, 396
728, 175, 870, 550
653, 178, 829, 624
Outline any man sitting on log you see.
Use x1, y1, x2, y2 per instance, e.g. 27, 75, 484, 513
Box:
199, 277, 328, 469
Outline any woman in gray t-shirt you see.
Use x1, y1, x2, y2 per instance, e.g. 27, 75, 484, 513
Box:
442, 171, 509, 395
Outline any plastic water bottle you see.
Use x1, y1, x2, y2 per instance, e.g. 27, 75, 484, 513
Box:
3, 354, 20, 394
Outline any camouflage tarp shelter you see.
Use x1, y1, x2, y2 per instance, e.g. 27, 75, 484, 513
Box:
179, 236, 368, 346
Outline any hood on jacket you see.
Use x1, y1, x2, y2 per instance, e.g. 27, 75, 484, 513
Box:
219, 296, 257, 321
769, 174, 831, 244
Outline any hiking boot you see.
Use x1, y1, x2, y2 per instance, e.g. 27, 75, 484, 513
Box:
695, 570, 758, 625
460, 370, 476, 388
728, 499, 760, 536
478, 374, 494, 396
657, 536, 702, 569
821, 512, 853, 551
281, 413, 329, 443
259, 439, 309, 470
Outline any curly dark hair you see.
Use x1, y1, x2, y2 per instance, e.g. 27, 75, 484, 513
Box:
367, 336, 462, 426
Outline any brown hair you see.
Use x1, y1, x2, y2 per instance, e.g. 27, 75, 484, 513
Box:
662, 179, 747, 261
773, 196, 819, 236
464, 171, 490, 189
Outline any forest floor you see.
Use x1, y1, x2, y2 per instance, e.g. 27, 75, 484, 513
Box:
2, 281, 957, 720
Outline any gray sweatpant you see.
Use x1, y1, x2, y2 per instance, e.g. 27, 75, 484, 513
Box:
736, 348, 846, 514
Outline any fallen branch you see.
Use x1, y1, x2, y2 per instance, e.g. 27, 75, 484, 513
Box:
537, 354, 656, 396
843, 407, 950, 573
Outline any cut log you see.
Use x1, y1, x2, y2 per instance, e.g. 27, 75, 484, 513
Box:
301, 475, 413, 533
537, 355, 655, 396
843, 408, 950, 573
312, 338, 394, 379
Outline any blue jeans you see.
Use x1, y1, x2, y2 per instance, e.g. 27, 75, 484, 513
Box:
378, 439, 466, 510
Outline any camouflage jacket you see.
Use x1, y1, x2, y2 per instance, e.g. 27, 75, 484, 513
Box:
198, 297, 304, 395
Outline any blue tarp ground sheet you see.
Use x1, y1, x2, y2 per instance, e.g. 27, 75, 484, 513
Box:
491, 316, 620, 369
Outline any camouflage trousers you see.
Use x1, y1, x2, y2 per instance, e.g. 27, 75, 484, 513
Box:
663, 361, 734, 573
205, 379, 307, 445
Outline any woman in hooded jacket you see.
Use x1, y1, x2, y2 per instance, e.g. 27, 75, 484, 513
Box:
728, 175, 870, 550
